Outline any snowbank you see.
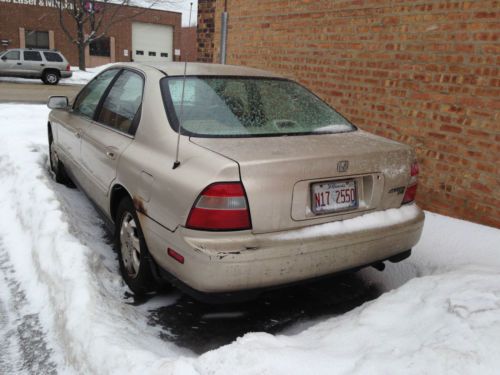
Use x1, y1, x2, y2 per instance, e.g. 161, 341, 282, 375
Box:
0, 103, 499, 374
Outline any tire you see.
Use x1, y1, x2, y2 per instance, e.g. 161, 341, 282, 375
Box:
115, 197, 156, 295
42, 70, 60, 85
48, 133, 72, 185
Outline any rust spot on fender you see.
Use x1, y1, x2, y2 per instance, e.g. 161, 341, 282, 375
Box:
133, 196, 147, 215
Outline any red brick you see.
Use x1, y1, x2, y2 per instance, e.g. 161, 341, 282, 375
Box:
199, 0, 500, 228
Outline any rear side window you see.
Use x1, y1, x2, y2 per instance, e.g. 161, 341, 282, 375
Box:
73, 69, 119, 119
43, 52, 63, 62
97, 70, 144, 134
23, 51, 42, 61
2, 51, 20, 60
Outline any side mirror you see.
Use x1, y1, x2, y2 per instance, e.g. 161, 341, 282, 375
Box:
47, 96, 69, 109
1, 56, 7, 61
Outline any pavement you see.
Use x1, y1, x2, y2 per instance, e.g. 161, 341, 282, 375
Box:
0, 81, 81, 104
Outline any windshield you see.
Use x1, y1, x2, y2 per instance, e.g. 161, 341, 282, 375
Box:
161, 77, 355, 137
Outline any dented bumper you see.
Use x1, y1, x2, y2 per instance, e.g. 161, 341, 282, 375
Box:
141, 205, 425, 294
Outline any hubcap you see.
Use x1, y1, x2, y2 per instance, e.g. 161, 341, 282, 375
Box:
120, 212, 141, 278
47, 74, 57, 83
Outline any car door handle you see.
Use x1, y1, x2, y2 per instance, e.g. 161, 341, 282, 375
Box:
17, 62, 22, 65
40, 63, 45, 67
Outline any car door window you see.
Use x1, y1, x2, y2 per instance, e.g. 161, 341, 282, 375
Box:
96, 70, 144, 134
23, 51, 42, 61
73, 69, 119, 119
3, 51, 20, 60
43, 52, 63, 62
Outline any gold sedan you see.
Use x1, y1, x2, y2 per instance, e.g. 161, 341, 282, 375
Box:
47, 63, 424, 302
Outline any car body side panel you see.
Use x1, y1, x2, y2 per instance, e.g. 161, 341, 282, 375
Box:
49, 110, 89, 173
114, 69, 241, 233
80, 123, 133, 211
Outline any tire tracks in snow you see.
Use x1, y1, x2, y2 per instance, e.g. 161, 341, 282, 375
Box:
0, 150, 58, 375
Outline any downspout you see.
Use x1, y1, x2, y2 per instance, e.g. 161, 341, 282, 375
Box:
220, 0, 228, 64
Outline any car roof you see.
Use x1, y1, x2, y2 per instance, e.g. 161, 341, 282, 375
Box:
116, 62, 284, 78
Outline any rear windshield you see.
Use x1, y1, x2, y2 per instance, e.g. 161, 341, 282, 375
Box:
161, 77, 355, 137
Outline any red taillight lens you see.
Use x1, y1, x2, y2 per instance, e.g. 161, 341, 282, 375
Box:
66, 64, 71, 71
186, 182, 252, 231
411, 161, 419, 177
403, 160, 419, 204
402, 184, 417, 204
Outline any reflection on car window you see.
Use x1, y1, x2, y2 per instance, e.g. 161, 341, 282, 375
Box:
23, 51, 42, 61
97, 70, 143, 134
162, 77, 355, 137
3, 51, 20, 60
73, 69, 119, 119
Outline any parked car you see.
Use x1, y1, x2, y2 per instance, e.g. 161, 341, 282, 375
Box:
0, 48, 72, 84
46, 63, 424, 301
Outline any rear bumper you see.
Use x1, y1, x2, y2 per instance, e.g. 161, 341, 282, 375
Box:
60, 71, 72, 78
142, 204, 425, 294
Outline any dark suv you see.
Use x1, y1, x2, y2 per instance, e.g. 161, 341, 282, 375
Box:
0, 48, 72, 85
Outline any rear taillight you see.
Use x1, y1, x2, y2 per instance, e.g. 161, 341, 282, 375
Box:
66, 64, 71, 71
403, 160, 419, 204
186, 182, 252, 231
402, 184, 417, 204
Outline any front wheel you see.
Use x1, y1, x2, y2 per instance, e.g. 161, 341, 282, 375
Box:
42, 70, 60, 85
115, 197, 156, 295
49, 135, 72, 185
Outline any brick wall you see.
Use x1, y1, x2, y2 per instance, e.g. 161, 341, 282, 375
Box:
181, 26, 198, 61
0, 3, 182, 66
197, 0, 216, 62
200, 0, 500, 228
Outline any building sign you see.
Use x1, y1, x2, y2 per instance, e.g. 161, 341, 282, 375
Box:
0, 0, 75, 9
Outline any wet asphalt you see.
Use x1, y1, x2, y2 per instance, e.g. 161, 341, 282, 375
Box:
144, 272, 380, 354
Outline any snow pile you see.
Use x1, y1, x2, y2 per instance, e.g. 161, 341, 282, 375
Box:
0, 103, 499, 374
67, 64, 112, 84
275, 204, 420, 240
0, 104, 189, 373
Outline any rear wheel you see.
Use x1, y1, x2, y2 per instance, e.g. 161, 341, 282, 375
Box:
42, 70, 60, 85
115, 197, 156, 295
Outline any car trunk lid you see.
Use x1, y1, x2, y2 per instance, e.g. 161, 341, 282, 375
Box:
190, 130, 414, 234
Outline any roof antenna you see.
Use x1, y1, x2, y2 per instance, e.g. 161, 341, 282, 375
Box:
173, 2, 193, 170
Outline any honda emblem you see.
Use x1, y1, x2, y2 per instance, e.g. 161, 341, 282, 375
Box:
337, 160, 349, 173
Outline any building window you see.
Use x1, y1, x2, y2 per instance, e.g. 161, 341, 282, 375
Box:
90, 37, 110, 57
161, 52, 168, 58
25, 30, 49, 49
148, 51, 156, 56
136, 50, 144, 55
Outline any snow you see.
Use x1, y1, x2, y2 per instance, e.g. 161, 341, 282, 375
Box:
275, 204, 420, 240
312, 124, 355, 133
0, 102, 499, 374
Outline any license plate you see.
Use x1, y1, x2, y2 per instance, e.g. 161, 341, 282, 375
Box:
311, 179, 358, 214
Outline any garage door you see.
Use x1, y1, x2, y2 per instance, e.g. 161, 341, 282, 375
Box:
132, 22, 173, 63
